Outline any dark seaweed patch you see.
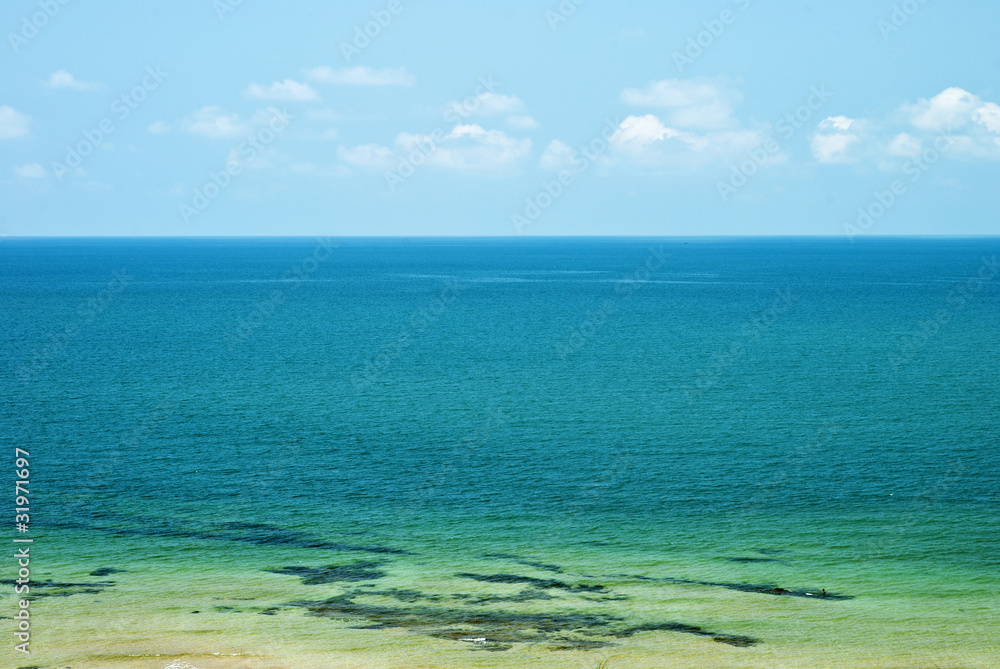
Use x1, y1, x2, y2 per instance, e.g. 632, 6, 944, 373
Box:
265, 562, 386, 584
457, 573, 605, 592
364, 589, 444, 603
727, 557, 781, 563
286, 589, 758, 650
611, 622, 758, 647
480, 553, 563, 573
0, 579, 115, 598
608, 574, 851, 600
463, 589, 556, 605
89, 567, 127, 576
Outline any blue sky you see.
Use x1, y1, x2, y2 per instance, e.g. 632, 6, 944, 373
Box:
2, 0, 999, 236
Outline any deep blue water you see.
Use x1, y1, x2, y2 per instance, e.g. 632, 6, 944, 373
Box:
4, 238, 997, 521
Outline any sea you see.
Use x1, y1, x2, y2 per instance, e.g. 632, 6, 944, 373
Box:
2, 237, 998, 668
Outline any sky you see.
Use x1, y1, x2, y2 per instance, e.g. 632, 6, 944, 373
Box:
1, 0, 999, 237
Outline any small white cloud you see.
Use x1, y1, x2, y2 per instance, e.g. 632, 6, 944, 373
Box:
621, 79, 739, 129
339, 124, 531, 172
820, 116, 854, 131
811, 116, 861, 163
44, 70, 102, 91
320, 128, 339, 140
404, 124, 531, 170
305, 66, 415, 86
608, 114, 765, 170
539, 139, 576, 171
507, 114, 539, 129
0, 105, 30, 139
611, 114, 676, 149
903, 87, 980, 132
148, 121, 172, 134
244, 79, 319, 101
886, 132, 921, 157
14, 163, 46, 178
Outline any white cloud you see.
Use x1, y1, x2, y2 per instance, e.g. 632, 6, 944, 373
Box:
305, 66, 415, 86
539, 140, 577, 171
44, 70, 102, 91
621, 79, 739, 129
339, 124, 531, 172
14, 163, 46, 178
822, 116, 854, 131
147, 121, 172, 134
507, 114, 539, 129
811, 116, 862, 163
608, 114, 765, 170
903, 87, 980, 132
0, 105, 30, 139
244, 79, 318, 101
611, 114, 677, 149
403, 124, 531, 170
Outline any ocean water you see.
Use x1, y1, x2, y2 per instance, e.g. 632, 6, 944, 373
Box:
2, 237, 998, 668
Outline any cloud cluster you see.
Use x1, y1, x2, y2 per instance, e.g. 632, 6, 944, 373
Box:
811, 87, 1000, 166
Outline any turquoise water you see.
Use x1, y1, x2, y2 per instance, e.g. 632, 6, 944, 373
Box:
2, 238, 998, 667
